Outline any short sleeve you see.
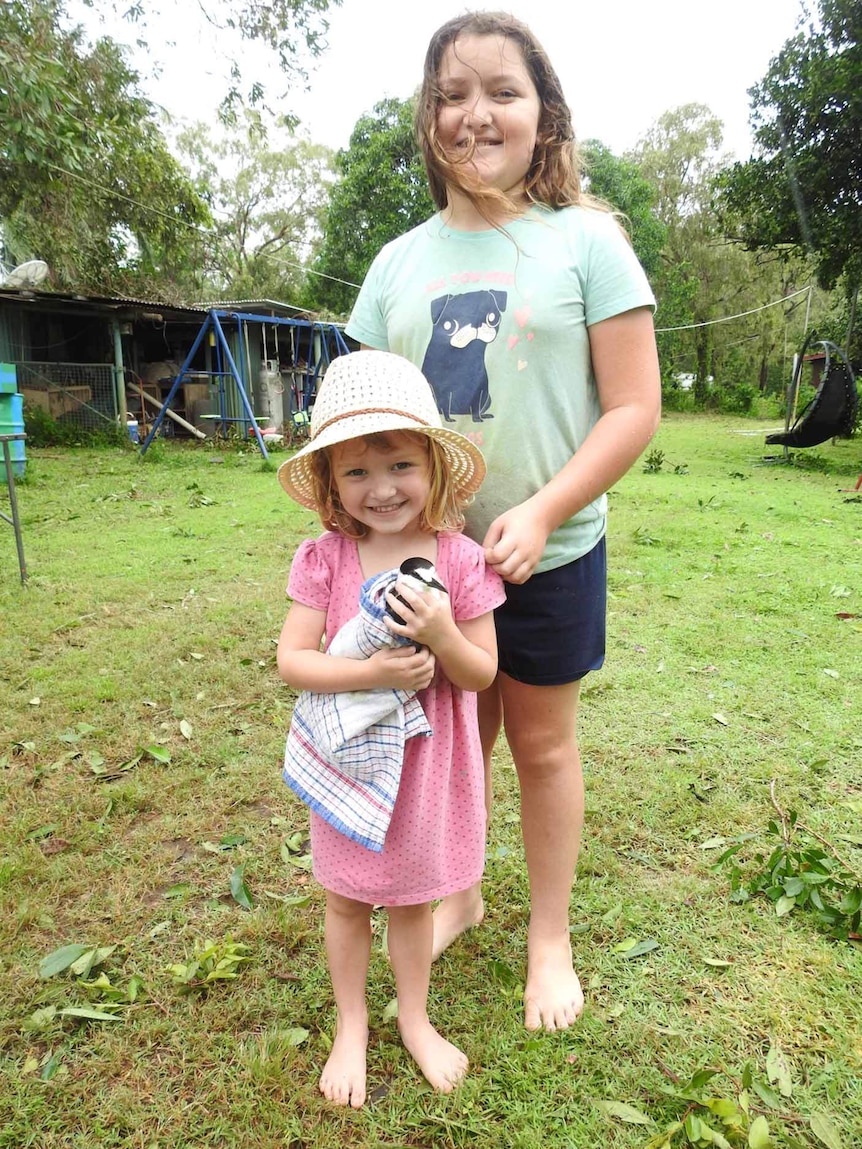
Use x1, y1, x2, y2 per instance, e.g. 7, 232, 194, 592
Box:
287, 537, 333, 612
577, 210, 656, 328
345, 248, 392, 350
443, 534, 507, 622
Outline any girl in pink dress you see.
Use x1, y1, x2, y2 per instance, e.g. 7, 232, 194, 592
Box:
276, 350, 505, 1108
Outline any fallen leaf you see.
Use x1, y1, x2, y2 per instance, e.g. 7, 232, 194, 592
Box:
615, 938, 660, 959
766, 1041, 793, 1097
810, 1112, 844, 1149
230, 866, 253, 911
597, 1100, 651, 1125
748, 1115, 772, 1148
712, 712, 729, 726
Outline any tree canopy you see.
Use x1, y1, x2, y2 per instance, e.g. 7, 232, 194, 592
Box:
0, 0, 210, 294
581, 140, 666, 279
176, 118, 335, 303
302, 98, 435, 316
717, 0, 862, 293
0, 0, 341, 296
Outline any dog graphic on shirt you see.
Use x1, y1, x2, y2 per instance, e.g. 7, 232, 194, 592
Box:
421, 290, 507, 422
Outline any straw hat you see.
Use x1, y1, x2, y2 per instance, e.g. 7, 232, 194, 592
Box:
277, 351, 486, 509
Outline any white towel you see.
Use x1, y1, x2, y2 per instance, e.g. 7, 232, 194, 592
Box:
283, 567, 434, 852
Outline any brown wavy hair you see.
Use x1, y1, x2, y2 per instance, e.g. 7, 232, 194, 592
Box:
309, 431, 469, 540
415, 10, 611, 222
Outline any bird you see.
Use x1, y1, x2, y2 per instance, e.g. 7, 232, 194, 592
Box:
385, 557, 447, 625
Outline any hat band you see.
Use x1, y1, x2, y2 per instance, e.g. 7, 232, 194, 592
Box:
312, 407, 433, 441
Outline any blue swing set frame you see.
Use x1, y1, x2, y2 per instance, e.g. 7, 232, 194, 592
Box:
138, 309, 351, 458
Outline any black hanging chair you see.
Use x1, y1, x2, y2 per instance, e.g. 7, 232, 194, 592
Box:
765, 333, 858, 449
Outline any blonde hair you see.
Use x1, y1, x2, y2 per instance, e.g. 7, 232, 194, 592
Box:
415, 10, 612, 223
309, 431, 469, 540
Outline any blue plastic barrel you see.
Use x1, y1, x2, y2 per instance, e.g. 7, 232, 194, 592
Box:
0, 392, 26, 480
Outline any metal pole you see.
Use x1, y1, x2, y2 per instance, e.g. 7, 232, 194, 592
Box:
111, 320, 126, 422
1, 437, 27, 584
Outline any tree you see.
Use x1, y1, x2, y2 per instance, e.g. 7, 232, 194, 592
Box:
0, 0, 210, 295
67, 0, 342, 119
303, 98, 435, 316
581, 140, 666, 279
630, 104, 735, 399
717, 0, 862, 295
176, 118, 335, 302
627, 103, 807, 403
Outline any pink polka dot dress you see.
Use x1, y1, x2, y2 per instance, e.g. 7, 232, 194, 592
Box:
286, 530, 506, 906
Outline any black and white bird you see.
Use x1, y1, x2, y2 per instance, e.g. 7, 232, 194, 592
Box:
385, 557, 447, 626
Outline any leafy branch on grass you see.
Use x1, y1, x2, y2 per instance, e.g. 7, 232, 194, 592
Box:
167, 937, 252, 992
643, 448, 666, 473
601, 1059, 845, 1148
714, 781, 862, 941
30, 943, 145, 1027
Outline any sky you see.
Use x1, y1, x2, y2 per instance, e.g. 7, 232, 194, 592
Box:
78, 0, 807, 161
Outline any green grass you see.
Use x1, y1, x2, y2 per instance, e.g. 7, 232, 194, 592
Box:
1, 417, 861, 1148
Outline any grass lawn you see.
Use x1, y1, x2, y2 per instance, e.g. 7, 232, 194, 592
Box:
1, 414, 860, 1148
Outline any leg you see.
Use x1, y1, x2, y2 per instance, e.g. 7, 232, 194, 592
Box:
499, 673, 585, 1032
388, 903, 468, 1092
320, 891, 372, 1107
431, 679, 503, 958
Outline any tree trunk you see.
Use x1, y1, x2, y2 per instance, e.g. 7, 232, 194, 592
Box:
694, 327, 711, 406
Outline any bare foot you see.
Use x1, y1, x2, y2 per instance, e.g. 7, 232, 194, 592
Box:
431, 885, 484, 960
399, 1017, 468, 1092
319, 1017, 369, 1108
523, 937, 584, 1032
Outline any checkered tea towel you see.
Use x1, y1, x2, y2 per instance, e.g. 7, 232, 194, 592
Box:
283, 567, 434, 852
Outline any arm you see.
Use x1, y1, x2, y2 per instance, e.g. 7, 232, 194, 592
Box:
484, 306, 661, 584
384, 581, 498, 692
277, 601, 436, 694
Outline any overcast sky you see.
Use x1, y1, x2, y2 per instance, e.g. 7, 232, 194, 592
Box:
78, 0, 806, 160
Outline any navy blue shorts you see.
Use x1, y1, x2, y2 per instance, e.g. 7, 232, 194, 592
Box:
494, 538, 607, 686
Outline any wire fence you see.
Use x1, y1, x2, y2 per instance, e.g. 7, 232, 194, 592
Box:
16, 362, 119, 432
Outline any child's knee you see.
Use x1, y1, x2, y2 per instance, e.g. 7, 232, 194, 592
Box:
327, 890, 373, 920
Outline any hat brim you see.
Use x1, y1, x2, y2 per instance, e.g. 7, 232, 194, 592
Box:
277, 411, 486, 510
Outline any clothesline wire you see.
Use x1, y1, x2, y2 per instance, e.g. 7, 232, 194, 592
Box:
655, 286, 811, 332
39, 164, 814, 310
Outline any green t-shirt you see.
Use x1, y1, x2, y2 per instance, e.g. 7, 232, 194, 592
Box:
346, 205, 655, 572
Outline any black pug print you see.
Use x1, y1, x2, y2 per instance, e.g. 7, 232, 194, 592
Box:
420, 290, 507, 422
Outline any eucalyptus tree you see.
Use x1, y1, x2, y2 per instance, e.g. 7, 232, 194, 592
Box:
176, 118, 336, 302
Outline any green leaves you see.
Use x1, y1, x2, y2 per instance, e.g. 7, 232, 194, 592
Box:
597, 1099, 651, 1125
167, 937, 252, 991
39, 944, 117, 980
747, 1115, 772, 1148
303, 96, 434, 315
715, 793, 862, 941
230, 866, 254, 911
39, 944, 90, 979
809, 1113, 845, 1149
0, 0, 211, 295
765, 1043, 793, 1099
613, 937, 660, 959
